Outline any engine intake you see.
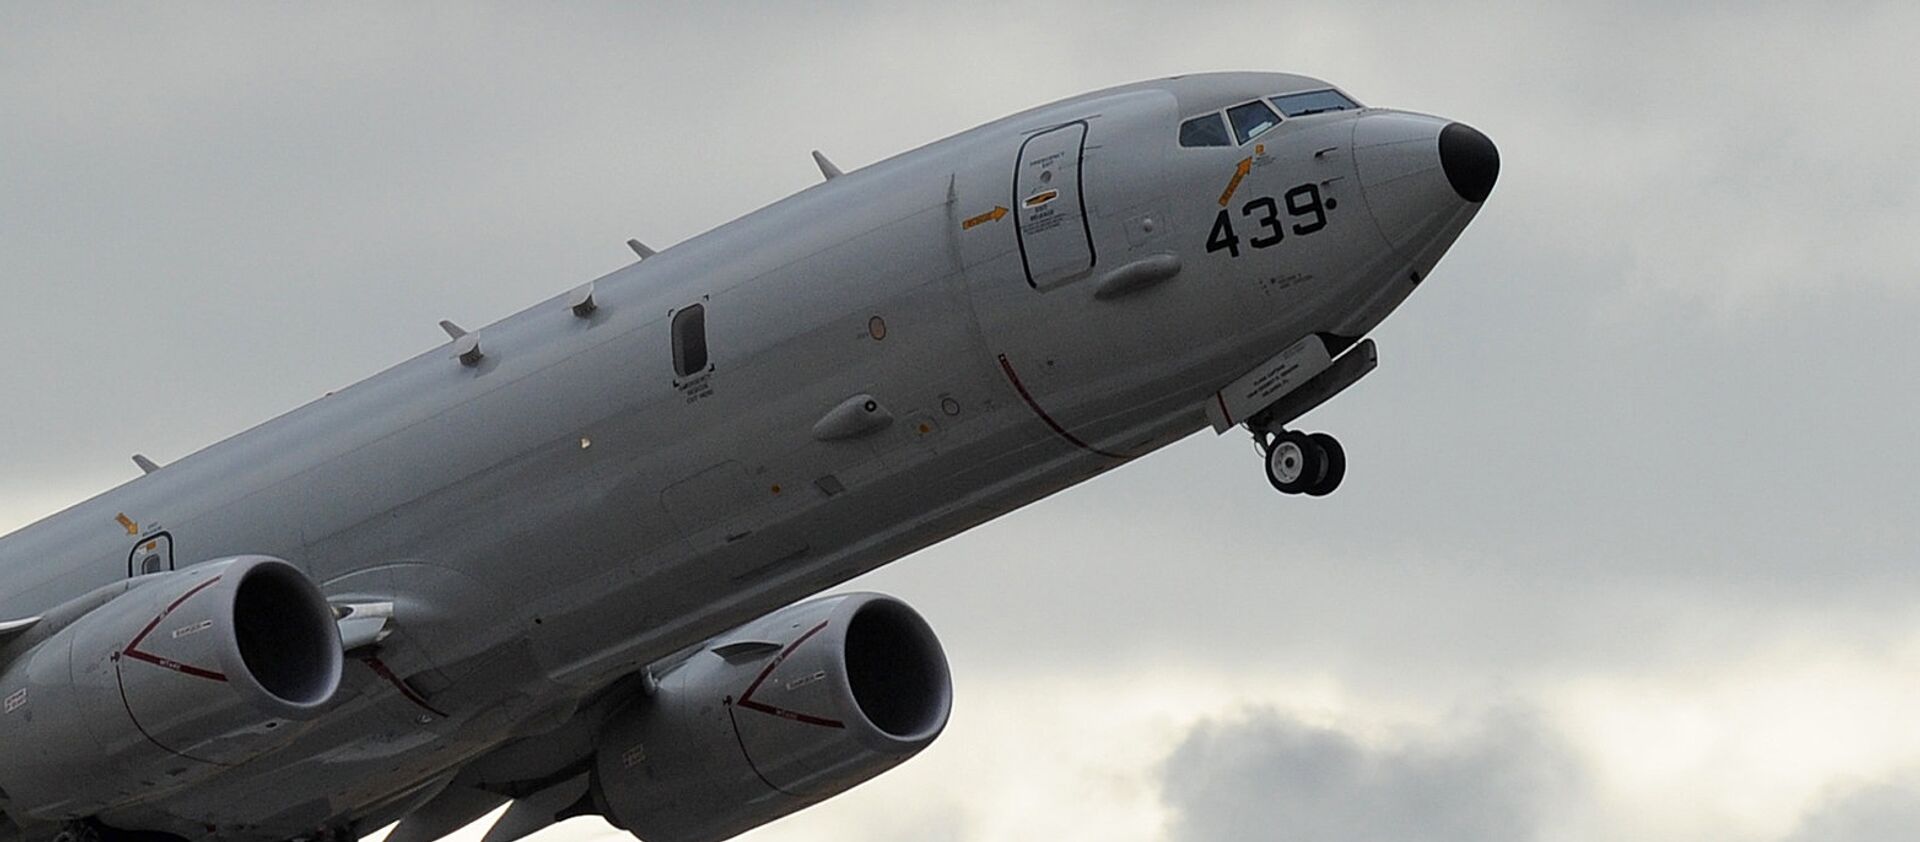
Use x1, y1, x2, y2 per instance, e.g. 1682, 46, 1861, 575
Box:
590, 593, 951, 842
227, 560, 342, 713
843, 598, 947, 741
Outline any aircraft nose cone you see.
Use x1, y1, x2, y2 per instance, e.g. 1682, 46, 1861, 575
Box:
1438, 122, 1498, 203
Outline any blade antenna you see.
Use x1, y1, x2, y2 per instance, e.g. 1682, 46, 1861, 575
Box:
811, 150, 843, 181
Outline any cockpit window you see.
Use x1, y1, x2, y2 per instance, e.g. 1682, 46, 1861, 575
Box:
1271, 89, 1361, 117
1226, 100, 1282, 145
1179, 113, 1231, 148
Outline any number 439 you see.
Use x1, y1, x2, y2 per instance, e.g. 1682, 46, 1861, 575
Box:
1206, 183, 1334, 258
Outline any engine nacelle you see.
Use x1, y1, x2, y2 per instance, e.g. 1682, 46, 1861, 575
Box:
590, 593, 952, 842
0, 556, 343, 819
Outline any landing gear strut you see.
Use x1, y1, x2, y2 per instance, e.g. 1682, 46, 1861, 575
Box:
1258, 429, 1346, 496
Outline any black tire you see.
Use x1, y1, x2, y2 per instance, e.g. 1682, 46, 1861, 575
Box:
1304, 433, 1346, 497
1265, 431, 1324, 495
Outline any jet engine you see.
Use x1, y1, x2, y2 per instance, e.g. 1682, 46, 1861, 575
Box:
588, 593, 951, 842
0, 556, 343, 819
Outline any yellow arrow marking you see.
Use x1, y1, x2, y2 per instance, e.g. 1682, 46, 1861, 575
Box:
1218, 157, 1253, 207
116, 513, 139, 536
963, 205, 1009, 230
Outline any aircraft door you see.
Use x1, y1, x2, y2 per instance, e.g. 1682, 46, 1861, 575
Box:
959, 89, 1184, 455
127, 531, 174, 577
1014, 123, 1096, 289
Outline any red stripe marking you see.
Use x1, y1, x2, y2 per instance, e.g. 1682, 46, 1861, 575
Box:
125, 576, 222, 651
724, 698, 807, 797
996, 354, 1133, 460
734, 620, 845, 730
735, 701, 846, 730
122, 649, 228, 683
1216, 391, 1234, 427
361, 655, 450, 719
121, 576, 228, 684
111, 652, 227, 765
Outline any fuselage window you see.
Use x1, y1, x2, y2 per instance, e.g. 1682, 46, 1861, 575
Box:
672, 303, 708, 377
1271, 89, 1361, 117
1226, 100, 1282, 145
1179, 113, 1231, 147
139, 554, 163, 575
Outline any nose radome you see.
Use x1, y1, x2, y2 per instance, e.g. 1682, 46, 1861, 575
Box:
1352, 112, 1475, 253
1438, 123, 1498, 202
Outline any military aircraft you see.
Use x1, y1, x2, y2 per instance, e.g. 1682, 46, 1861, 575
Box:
0, 71, 1495, 842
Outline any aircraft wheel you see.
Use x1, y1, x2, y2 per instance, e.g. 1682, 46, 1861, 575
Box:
1265, 431, 1323, 495
1304, 433, 1346, 497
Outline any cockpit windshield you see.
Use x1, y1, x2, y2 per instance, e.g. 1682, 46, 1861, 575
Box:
1179, 88, 1363, 149
1225, 100, 1282, 145
1271, 89, 1360, 117
1179, 113, 1231, 148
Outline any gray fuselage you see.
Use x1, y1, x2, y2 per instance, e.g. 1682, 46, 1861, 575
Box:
0, 71, 1484, 837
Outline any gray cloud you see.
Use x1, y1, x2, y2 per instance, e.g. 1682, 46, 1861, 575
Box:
1778, 775, 1920, 842
841, 801, 972, 842
1158, 708, 1581, 842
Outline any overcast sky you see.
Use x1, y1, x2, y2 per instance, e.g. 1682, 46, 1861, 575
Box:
4, 4, 1918, 842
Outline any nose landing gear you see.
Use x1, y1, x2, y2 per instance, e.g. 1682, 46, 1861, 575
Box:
1227, 336, 1376, 498
1259, 430, 1345, 496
